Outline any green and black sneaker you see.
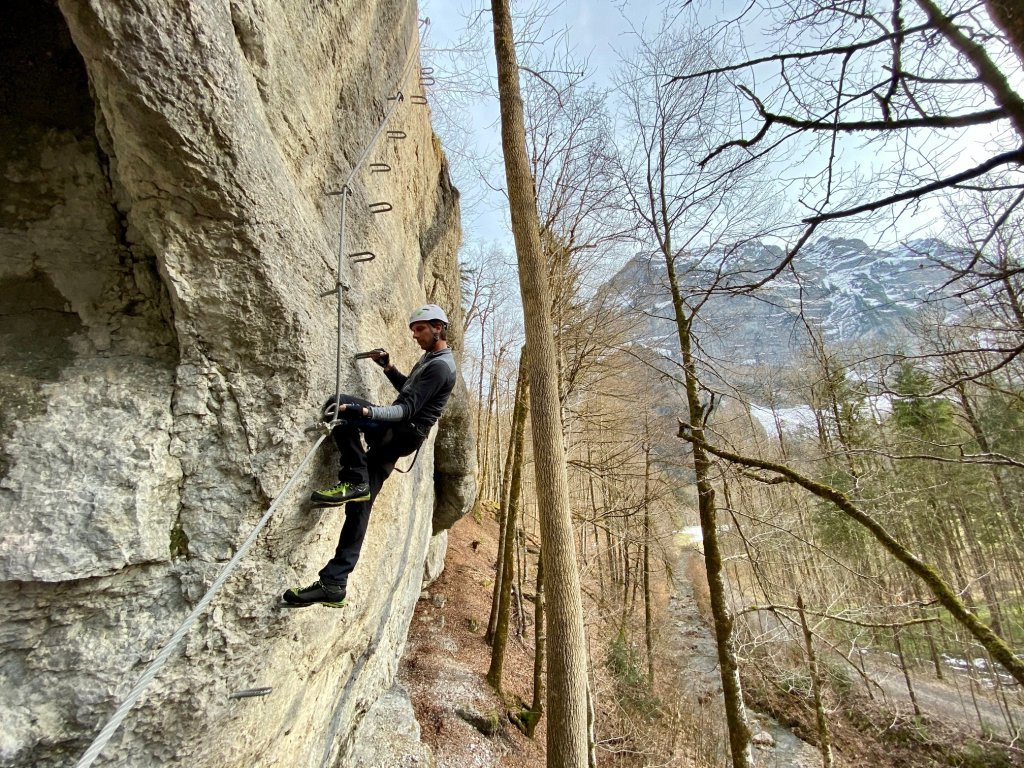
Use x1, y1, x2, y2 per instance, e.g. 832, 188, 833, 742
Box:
282, 580, 347, 608
310, 481, 371, 507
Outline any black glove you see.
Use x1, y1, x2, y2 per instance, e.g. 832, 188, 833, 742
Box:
322, 397, 342, 423
372, 349, 390, 369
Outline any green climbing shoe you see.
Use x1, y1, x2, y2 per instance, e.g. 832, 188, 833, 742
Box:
310, 481, 371, 507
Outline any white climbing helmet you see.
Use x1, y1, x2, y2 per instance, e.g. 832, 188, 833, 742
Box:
408, 303, 449, 327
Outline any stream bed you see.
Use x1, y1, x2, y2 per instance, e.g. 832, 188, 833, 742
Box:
667, 546, 822, 767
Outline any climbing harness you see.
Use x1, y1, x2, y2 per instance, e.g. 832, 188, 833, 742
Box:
74, 19, 435, 768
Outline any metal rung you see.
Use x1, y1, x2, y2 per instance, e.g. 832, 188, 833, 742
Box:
326, 186, 352, 197
370, 163, 391, 173
369, 201, 393, 214
387, 91, 405, 103
229, 687, 273, 700
387, 130, 407, 140
411, 95, 428, 105
349, 251, 376, 264
421, 66, 434, 75
420, 76, 436, 86
320, 280, 351, 297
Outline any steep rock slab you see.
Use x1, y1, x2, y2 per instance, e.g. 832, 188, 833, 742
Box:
0, 1, 473, 766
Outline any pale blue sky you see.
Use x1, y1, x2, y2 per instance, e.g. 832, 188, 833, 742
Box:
419, 0, 660, 244
416, 1, 1009, 255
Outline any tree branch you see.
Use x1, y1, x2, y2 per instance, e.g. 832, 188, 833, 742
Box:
675, 420, 1024, 687
759, 107, 1006, 133
802, 147, 1024, 225
737, 603, 938, 629
667, 20, 938, 84
914, 0, 1024, 139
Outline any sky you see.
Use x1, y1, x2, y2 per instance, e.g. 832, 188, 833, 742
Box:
416, 1, 1015, 260
419, 0, 663, 245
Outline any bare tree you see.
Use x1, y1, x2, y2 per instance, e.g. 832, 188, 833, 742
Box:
675, 0, 1024, 284
612, 22, 786, 768
490, 1, 591, 763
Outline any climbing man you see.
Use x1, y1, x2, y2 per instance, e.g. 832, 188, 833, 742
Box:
282, 304, 457, 608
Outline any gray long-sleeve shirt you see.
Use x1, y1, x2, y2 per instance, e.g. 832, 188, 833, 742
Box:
367, 348, 456, 435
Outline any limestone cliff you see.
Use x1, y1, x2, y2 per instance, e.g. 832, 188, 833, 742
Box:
0, 1, 474, 766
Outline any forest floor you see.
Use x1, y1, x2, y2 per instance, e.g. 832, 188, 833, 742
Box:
398, 512, 545, 768
399, 515, 1024, 767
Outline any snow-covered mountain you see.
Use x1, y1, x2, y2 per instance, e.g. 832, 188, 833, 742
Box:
603, 237, 961, 369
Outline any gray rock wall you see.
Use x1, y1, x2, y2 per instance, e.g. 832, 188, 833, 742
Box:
0, 1, 474, 766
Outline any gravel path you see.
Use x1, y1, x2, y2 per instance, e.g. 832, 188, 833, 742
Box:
864, 655, 1022, 739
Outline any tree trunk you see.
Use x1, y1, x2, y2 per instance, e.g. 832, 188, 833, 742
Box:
487, 367, 530, 689
893, 628, 922, 717
488, 353, 529, 644
527, 555, 546, 738
797, 595, 834, 768
490, 3, 591, 763
665, 259, 754, 767
643, 441, 655, 686
516, 527, 527, 640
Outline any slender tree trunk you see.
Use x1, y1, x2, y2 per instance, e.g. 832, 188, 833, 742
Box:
475, 322, 488, 480
621, 538, 632, 623
488, 353, 529, 644
665, 263, 754, 767
644, 490, 655, 684
893, 628, 922, 716
797, 595, 834, 768
642, 436, 655, 688
490, 3, 590, 762
487, 371, 529, 687
911, 583, 944, 680
953, 501, 1005, 636
487, 503, 508, 646
479, 349, 503, 502
527, 555, 546, 738
516, 528, 527, 640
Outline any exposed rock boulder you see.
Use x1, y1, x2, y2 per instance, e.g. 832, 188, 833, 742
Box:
0, 1, 473, 766
348, 683, 436, 768
423, 530, 448, 588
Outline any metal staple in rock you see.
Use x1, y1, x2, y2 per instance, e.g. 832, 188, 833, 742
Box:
74, 23, 431, 768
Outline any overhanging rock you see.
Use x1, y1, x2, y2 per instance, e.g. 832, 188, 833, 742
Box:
0, 1, 473, 766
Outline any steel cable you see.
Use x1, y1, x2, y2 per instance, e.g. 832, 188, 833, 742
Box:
74, 434, 327, 768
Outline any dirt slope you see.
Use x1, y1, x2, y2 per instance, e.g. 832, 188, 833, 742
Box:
399, 514, 545, 768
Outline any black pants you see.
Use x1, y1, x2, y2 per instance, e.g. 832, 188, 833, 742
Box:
318, 394, 423, 588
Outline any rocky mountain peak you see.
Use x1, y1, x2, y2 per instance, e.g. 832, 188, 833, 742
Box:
605, 237, 960, 369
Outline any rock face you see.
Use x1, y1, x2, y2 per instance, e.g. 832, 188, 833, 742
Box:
0, 1, 474, 766
348, 683, 436, 768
